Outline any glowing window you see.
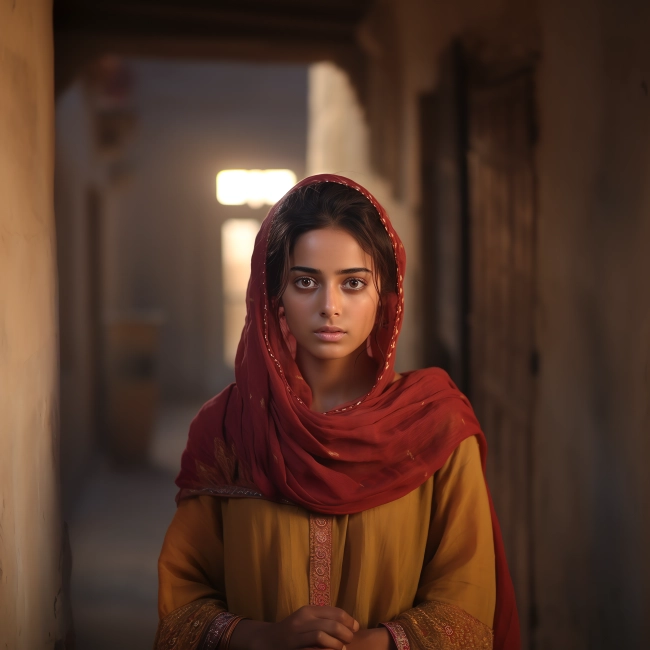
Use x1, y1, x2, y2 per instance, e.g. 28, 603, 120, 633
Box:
216, 169, 297, 208
222, 218, 261, 366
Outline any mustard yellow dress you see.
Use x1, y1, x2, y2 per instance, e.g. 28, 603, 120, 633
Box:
156, 436, 495, 649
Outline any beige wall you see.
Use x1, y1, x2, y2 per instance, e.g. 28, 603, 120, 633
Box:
0, 0, 71, 648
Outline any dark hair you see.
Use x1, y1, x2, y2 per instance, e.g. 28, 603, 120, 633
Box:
266, 182, 397, 301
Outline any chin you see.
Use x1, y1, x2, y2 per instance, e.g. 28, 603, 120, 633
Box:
307, 344, 358, 361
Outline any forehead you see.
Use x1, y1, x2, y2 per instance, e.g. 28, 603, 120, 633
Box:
290, 228, 373, 267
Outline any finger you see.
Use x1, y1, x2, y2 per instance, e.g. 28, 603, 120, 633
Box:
310, 606, 359, 631
299, 629, 347, 650
300, 619, 354, 644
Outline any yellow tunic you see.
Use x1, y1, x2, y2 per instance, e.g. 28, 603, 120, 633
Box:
157, 436, 496, 648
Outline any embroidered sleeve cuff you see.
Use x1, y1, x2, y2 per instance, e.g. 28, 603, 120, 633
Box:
155, 599, 227, 650
395, 601, 493, 649
201, 612, 239, 650
381, 621, 410, 650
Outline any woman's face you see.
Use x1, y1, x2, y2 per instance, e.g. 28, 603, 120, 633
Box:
281, 227, 381, 363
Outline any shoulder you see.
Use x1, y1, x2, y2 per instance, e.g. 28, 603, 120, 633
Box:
434, 436, 485, 492
390, 367, 468, 408
445, 435, 482, 468
190, 384, 237, 428
181, 384, 238, 462
391, 366, 453, 380
400, 366, 460, 390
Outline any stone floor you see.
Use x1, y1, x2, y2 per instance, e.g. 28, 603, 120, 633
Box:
68, 401, 203, 650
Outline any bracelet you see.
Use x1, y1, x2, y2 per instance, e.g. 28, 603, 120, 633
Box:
380, 621, 410, 650
219, 615, 245, 650
202, 612, 242, 650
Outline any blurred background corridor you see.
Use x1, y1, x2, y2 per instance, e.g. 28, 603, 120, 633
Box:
66, 402, 199, 650
1, 1, 648, 649
56, 58, 309, 649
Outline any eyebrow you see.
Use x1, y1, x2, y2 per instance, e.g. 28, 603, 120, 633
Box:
289, 266, 373, 275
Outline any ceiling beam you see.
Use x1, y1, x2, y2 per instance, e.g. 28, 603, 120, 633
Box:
54, 0, 373, 95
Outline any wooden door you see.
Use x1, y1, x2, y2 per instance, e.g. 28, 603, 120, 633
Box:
466, 67, 538, 649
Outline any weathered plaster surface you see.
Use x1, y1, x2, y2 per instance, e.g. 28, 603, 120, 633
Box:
0, 0, 70, 647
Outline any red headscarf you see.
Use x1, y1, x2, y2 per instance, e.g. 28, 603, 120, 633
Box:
176, 174, 520, 649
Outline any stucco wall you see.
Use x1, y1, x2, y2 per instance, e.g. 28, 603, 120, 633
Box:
0, 0, 71, 647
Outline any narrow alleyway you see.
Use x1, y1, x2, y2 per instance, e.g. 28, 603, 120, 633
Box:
68, 402, 203, 650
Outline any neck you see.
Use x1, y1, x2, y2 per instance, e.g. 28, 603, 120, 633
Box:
296, 344, 379, 413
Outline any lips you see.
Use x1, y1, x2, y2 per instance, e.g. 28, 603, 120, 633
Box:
314, 327, 346, 342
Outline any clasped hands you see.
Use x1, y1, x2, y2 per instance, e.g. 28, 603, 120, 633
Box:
230, 605, 395, 650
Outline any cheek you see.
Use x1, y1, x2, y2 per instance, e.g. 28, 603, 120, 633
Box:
358, 295, 380, 329
280, 294, 307, 331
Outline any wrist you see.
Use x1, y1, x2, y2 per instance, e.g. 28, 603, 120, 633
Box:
373, 627, 395, 650
228, 619, 270, 650
349, 627, 393, 650
382, 626, 399, 650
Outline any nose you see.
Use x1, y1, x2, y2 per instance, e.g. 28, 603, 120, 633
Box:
319, 283, 341, 318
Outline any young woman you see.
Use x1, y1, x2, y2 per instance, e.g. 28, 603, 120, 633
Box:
154, 174, 520, 650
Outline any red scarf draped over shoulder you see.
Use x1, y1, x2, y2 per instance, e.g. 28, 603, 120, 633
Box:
175, 174, 520, 649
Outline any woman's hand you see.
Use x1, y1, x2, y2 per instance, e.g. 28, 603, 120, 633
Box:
346, 628, 395, 650
230, 606, 360, 650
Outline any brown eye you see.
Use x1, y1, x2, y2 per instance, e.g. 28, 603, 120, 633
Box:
296, 277, 316, 289
344, 278, 365, 290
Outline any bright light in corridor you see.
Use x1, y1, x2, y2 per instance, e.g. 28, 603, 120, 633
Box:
222, 218, 261, 366
216, 169, 297, 208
